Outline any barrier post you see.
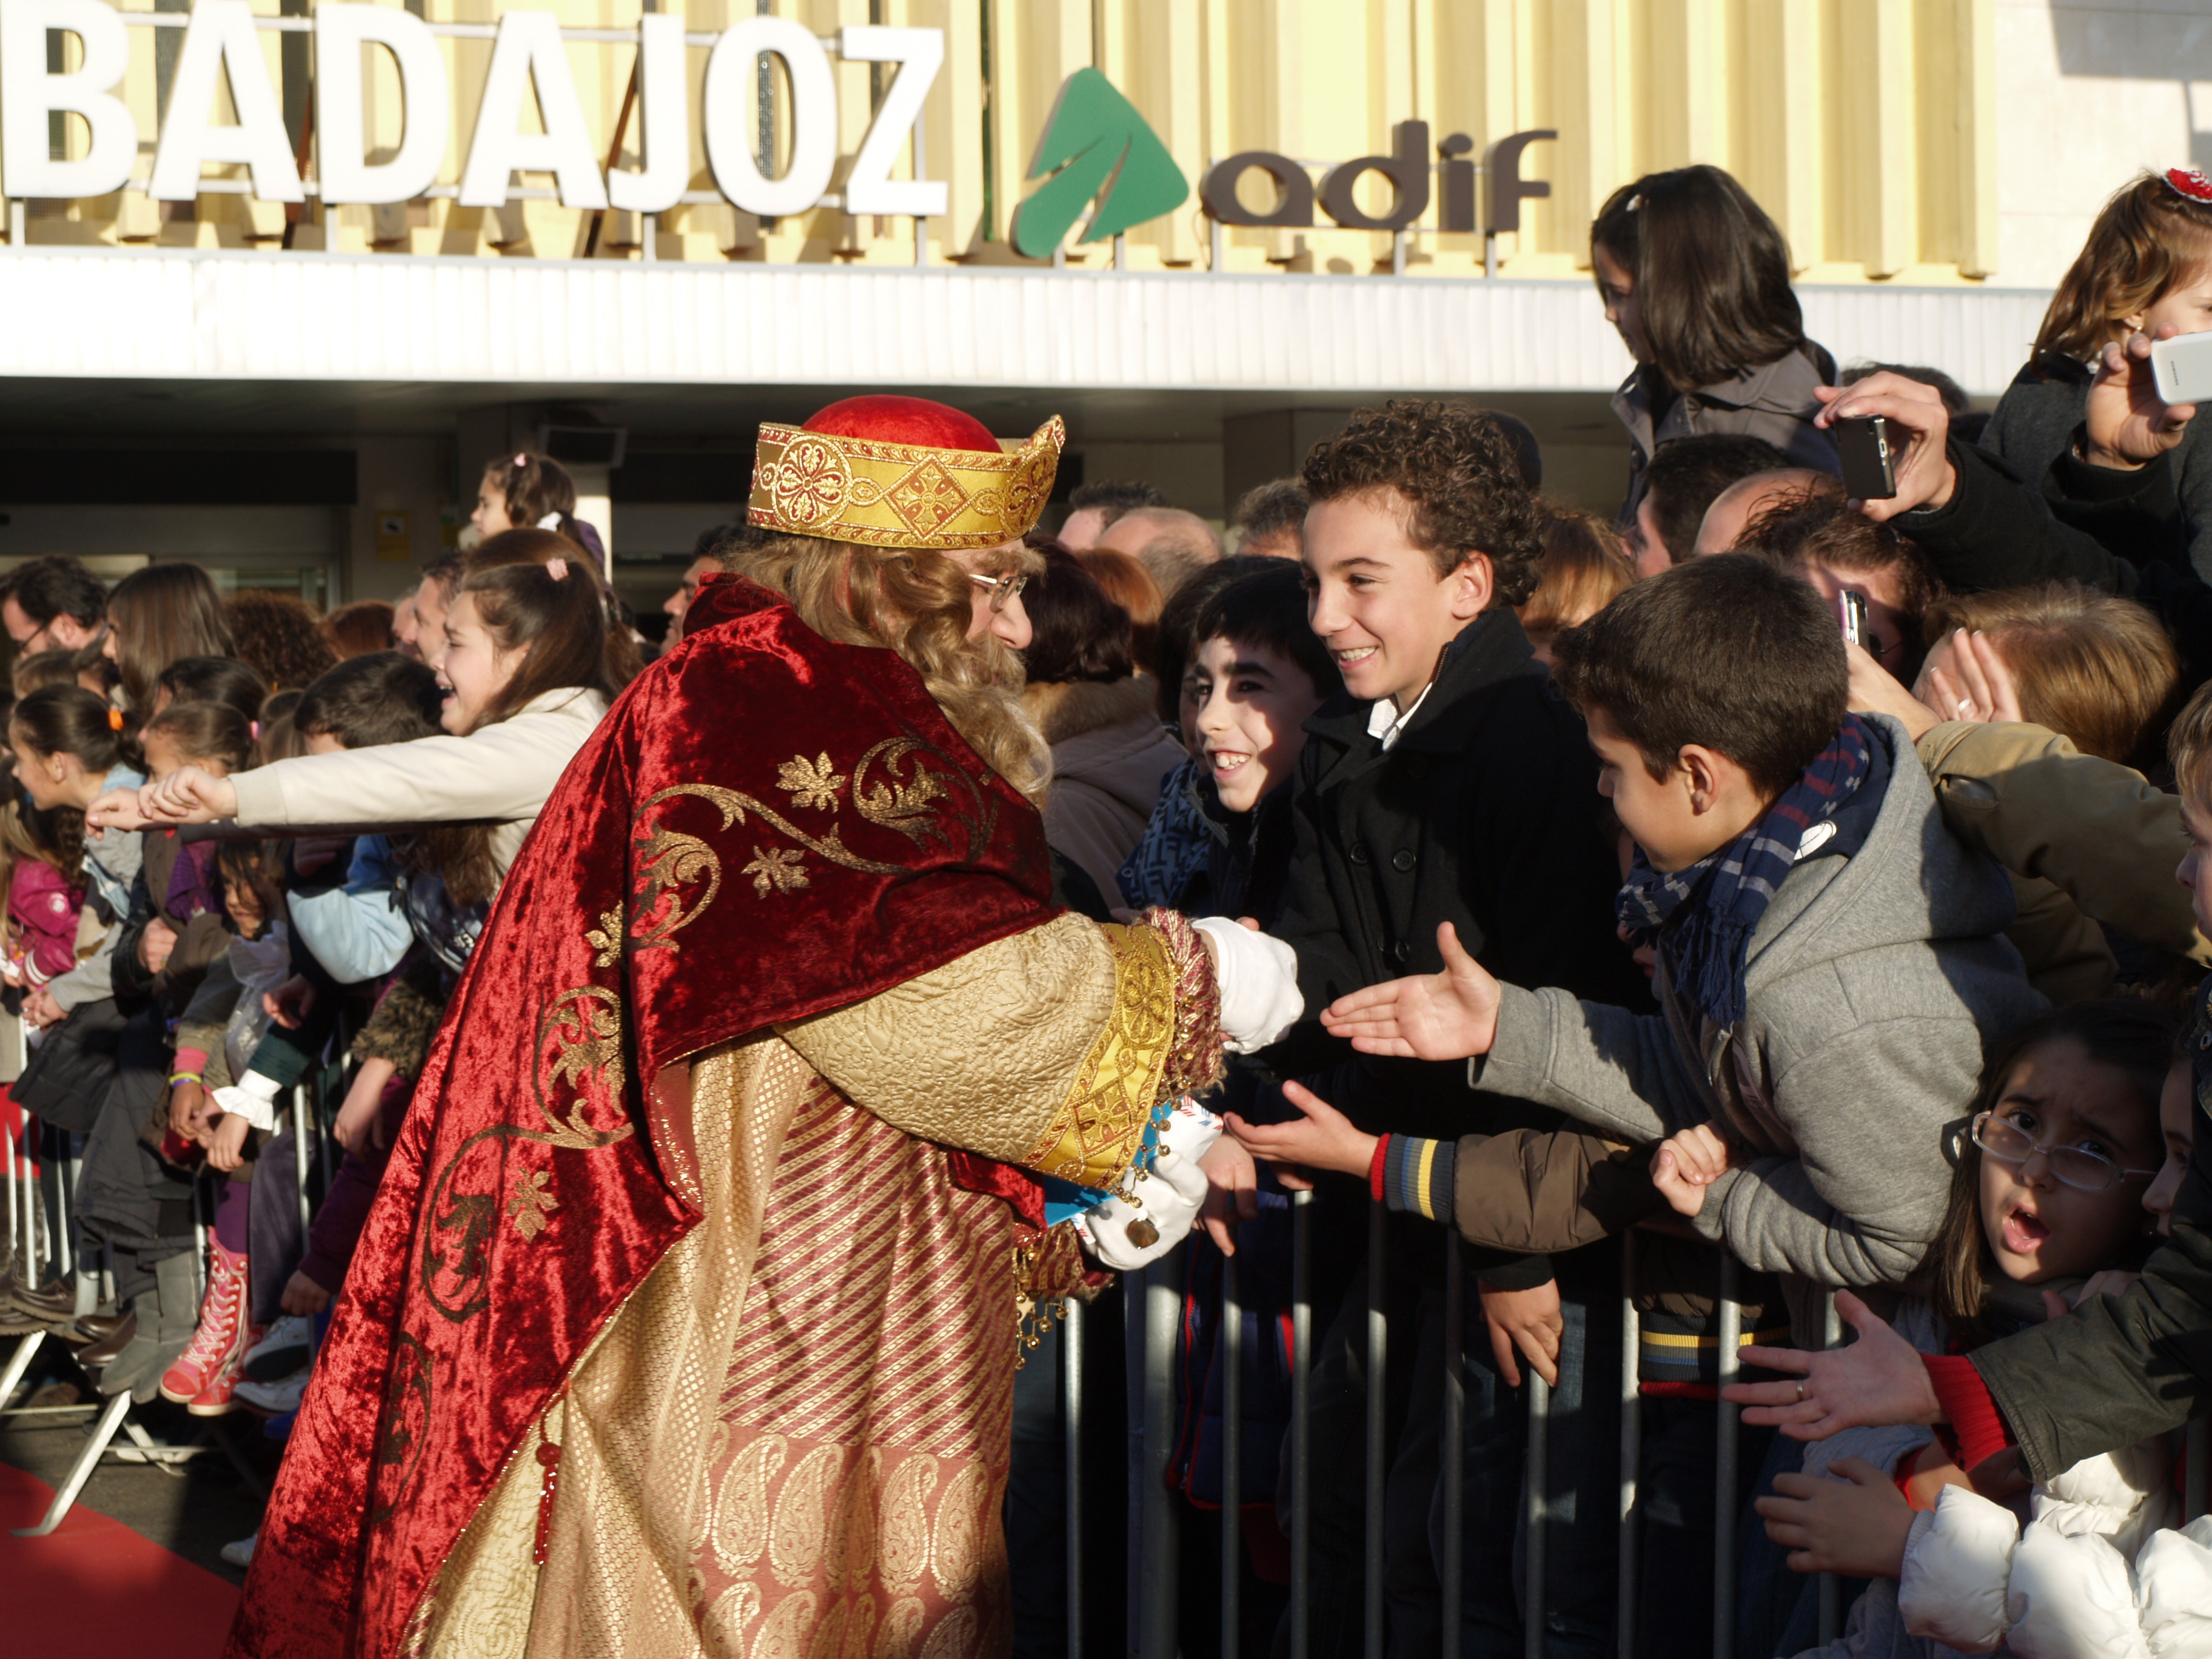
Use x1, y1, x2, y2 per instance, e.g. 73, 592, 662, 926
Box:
1223, 1250, 1243, 1657
1290, 1187, 1313, 1659
2187, 1415, 2209, 1523
1062, 1295, 1084, 1659
1817, 1292, 1843, 1643
1618, 1235, 1640, 1659
1713, 1256, 1741, 1659
291, 1087, 312, 1236
1140, 1248, 1183, 1658
1364, 1199, 1386, 1658
1525, 1366, 1549, 1659
1441, 1233, 1465, 1657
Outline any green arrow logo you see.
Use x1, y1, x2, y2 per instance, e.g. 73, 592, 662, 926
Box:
1012, 68, 1189, 260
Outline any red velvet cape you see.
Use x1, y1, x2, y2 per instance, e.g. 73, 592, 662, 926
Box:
227, 577, 1060, 1658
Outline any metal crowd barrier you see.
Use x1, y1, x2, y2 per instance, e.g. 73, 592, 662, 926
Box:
1086, 1196, 2212, 1659
0, 1078, 328, 1536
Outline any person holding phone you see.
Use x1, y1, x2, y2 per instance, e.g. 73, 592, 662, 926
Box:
1979, 169, 2212, 580
1592, 164, 1842, 523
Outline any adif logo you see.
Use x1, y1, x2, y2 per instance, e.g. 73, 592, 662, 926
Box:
1011, 69, 1190, 260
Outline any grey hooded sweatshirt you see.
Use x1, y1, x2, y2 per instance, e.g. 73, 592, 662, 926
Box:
1473, 714, 2046, 1291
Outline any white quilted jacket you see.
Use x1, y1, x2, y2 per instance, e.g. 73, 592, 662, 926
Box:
1897, 1439, 2212, 1658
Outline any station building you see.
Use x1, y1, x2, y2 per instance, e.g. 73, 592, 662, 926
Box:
0, 0, 2195, 625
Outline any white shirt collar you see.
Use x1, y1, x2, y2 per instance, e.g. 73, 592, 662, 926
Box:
1366, 682, 1433, 751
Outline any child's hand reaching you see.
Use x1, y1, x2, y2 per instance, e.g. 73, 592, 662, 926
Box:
1320, 921, 1501, 1060
264, 975, 317, 1030
22, 984, 63, 1028
1196, 1136, 1258, 1256
169, 1079, 205, 1138
206, 1110, 252, 1173
280, 1270, 332, 1318
1651, 1122, 1734, 1218
1225, 1081, 1377, 1188
332, 1058, 396, 1156
1754, 1456, 1915, 1578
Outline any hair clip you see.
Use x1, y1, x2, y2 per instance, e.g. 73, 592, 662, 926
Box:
249, 720, 261, 740
1625, 193, 1643, 212
106, 707, 124, 732
513, 452, 530, 468
2166, 167, 2212, 204
546, 557, 569, 581
535, 512, 563, 532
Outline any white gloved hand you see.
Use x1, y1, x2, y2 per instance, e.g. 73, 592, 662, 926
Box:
1076, 1101, 1222, 1269
210, 1071, 283, 1133
1191, 917, 1302, 1053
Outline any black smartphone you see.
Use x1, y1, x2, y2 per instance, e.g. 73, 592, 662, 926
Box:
1840, 589, 1869, 649
1836, 415, 1897, 500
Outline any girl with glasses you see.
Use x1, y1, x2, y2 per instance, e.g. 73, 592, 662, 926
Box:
1748, 998, 2212, 1657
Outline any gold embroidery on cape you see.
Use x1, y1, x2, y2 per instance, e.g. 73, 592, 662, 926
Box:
627, 740, 999, 950
776, 753, 848, 813
585, 908, 624, 969
418, 986, 635, 1321
1017, 923, 1178, 1187
507, 1170, 557, 1239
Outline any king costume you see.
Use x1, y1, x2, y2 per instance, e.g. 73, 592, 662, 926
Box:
229, 398, 1235, 1659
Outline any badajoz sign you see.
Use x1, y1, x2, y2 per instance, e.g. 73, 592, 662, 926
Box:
0, 0, 947, 215
0, 2, 1553, 250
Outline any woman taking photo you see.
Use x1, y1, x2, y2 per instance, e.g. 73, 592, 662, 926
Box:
1591, 164, 1840, 520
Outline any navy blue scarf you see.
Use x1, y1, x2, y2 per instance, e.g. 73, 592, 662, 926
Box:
1617, 714, 1877, 1032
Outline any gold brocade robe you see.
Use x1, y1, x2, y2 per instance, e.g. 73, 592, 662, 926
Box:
409, 912, 1208, 1658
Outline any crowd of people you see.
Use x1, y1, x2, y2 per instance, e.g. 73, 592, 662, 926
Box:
3, 159, 2212, 1658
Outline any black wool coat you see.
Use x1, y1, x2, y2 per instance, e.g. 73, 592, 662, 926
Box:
1259, 608, 1649, 1286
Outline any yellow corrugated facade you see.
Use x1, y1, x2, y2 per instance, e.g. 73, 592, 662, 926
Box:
24, 0, 1996, 286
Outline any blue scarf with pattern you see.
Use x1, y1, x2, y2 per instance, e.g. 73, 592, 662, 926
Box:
1617, 714, 1877, 1033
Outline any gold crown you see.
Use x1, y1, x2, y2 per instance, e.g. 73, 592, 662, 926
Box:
748, 415, 1066, 551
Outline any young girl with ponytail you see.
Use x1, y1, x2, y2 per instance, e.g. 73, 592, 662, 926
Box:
470, 451, 608, 569
113, 556, 617, 890
9, 685, 144, 1030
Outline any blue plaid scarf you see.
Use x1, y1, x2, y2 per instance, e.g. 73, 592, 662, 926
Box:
1617, 714, 1877, 1033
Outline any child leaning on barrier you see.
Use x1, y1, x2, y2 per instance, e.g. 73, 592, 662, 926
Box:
1236, 554, 2046, 1656
1750, 1000, 2212, 1659
1725, 678, 2212, 1566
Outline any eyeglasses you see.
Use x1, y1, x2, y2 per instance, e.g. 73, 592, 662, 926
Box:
968, 572, 1028, 612
1970, 1110, 2160, 1193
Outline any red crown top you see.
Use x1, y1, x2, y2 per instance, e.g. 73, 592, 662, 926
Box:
2166, 167, 2212, 204
799, 395, 1003, 455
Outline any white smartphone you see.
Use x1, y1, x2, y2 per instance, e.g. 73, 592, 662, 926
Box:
2151, 330, 2212, 404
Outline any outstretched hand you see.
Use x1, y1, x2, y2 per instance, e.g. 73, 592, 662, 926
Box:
1724, 1290, 1942, 1440
1754, 1456, 1914, 1579
1319, 921, 1500, 1060
137, 765, 239, 825
1225, 1079, 1376, 1188
87, 788, 152, 833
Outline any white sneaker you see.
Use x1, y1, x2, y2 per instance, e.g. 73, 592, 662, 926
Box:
244, 1314, 314, 1382
235, 1366, 309, 1416
220, 1532, 256, 1569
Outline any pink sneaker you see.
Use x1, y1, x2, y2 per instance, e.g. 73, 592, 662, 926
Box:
189, 1328, 261, 1416
159, 1242, 249, 1404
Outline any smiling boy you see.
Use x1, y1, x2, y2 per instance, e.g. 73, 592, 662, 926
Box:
1255, 401, 1644, 1654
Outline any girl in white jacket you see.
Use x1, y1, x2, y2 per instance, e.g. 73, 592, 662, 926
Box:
99, 554, 620, 890
1758, 1000, 2212, 1658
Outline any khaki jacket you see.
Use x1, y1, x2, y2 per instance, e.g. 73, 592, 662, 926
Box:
1915, 719, 2210, 1003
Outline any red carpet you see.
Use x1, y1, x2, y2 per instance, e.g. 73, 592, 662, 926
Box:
0, 1460, 240, 1658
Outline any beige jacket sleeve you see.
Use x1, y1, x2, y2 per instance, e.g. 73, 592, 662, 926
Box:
1916, 720, 2210, 964
229, 688, 608, 835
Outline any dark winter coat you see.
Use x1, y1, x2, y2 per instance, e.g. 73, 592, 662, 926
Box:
1613, 341, 1840, 519
1260, 606, 1646, 1289
1980, 350, 2212, 581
